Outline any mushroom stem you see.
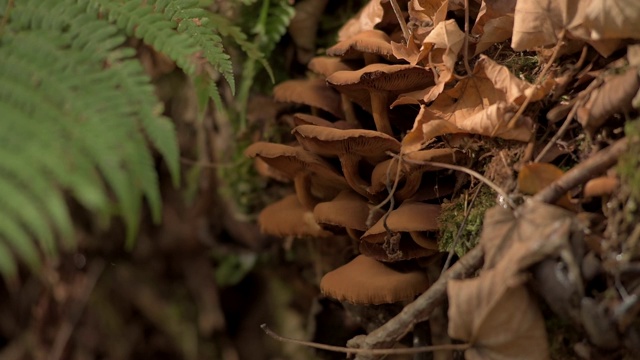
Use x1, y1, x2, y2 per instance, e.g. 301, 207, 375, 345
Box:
370, 90, 393, 136
340, 155, 373, 199
294, 173, 320, 210
341, 93, 359, 126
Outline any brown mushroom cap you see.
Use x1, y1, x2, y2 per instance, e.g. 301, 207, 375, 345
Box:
327, 30, 396, 61
308, 56, 358, 77
292, 113, 356, 130
583, 176, 619, 198
273, 78, 344, 118
359, 238, 437, 262
259, 194, 332, 238
320, 255, 429, 304
369, 148, 464, 199
362, 202, 440, 244
292, 125, 400, 160
245, 142, 347, 208
313, 190, 375, 232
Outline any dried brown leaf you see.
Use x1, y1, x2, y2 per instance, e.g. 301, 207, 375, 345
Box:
581, 0, 640, 40
518, 163, 575, 210
472, 0, 516, 55
448, 270, 549, 360
337, 0, 384, 41
422, 19, 466, 82
408, 0, 449, 43
512, 0, 582, 51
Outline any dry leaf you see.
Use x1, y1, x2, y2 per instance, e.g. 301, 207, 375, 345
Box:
512, 0, 581, 51
581, 0, 640, 40
472, 0, 516, 55
421, 19, 466, 82
337, 0, 384, 41
408, 0, 449, 43
481, 55, 555, 105
448, 270, 549, 360
518, 163, 575, 210
577, 67, 640, 134
391, 33, 423, 65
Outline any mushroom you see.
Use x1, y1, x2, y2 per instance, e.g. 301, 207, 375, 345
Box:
320, 255, 429, 305
359, 238, 437, 262
326, 63, 434, 136
259, 194, 332, 238
361, 202, 441, 259
273, 78, 344, 118
369, 148, 464, 200
313, 190, 381, 240
244, 142, 347, 209
292, 113, 355, 130
583, 176, 619, 198
292, 124, 400, 198
308, 56, 360, 125
326, 29, 396, 65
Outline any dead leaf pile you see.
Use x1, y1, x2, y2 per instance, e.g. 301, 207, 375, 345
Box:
248, 0, 640, 358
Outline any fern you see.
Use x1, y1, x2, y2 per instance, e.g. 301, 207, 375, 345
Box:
0, 0, 265, 278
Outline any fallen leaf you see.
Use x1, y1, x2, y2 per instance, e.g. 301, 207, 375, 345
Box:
581, 0, 640, 40
391, 33, 423, 65
577, 66, 640, 134
511, 0, 582, 51
481, 55, 555, 104
472, 0, 516, 55
337, 0, 384, 41
421, 19, 466, 83
448, 269, 549, 360
518, 163, 575, 210
408, 0, 449, 43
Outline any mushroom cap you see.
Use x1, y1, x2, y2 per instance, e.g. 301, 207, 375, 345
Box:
583, 176, 619, 198
359, 238, 438, 262
308, 56, 358, 77
369, 148, 463, 194
326, 63, 434, 93
327, 30, 395, 60
292, 124, 400, 160
292, 113, 356, 130
362, 202, 440, 244
244, 142, 346, 186
320, 255, 429, 304
273, 78, 344, 118
313, 190, 373, 232
259, 194, 332, 238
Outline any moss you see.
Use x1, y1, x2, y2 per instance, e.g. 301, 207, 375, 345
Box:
502, 53, 540, 83
438, 186, 496, 256
619, 117, 640, 203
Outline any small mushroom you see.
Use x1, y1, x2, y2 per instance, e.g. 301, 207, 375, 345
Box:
313, 190, 380, 240
245, 142, 347, 209
292, 113, 355, 130
583, 176, 619, 198
292, 125, 400, 198
308, 56, 360, 125
369, 148, 464, 200
259, 194, 332, 238
327, 29, 396, 65
327, 64, 434, 136
273, 78, 344, 118
362, 201, 441, 258
320, 255, 429, 305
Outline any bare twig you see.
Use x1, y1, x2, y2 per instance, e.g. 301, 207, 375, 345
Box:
389, 154, 516, 209
261, 324, 470, 355
389, 0, 410, 43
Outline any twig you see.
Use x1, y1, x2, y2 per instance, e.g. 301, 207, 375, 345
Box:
389, 154, 516, 209
261, 324, 470, 355
49, 260, 105, 360
367, 156, 403, 228
462, 0, 472, 75
533, 137, 628, 204
389, 0, 411, 43
441, 184, 483, 274
505, 31, 566, 130
348, 137, 631, 360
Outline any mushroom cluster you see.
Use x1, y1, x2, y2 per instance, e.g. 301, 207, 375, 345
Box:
245, 1, 475, 306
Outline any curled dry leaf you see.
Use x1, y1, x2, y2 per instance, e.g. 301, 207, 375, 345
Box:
337, 0, 385, 41
448, 269, 549, 360
421, 19, 466, 83
581, 0, 640, 40
577, 66, 640, 134
472, 0, 516, 55
408, 0, 449, 43
511, 0, 580, 51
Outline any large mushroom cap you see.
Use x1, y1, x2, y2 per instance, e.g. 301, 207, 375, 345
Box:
320, 255, 429, 305
259, 194, 332, 238
273, 78, 344, 118
292, 124, 400, 160
326, 63, 434, 94
292, 113, 356, 130
308, 56, 358, 77
326, 30, 395, 60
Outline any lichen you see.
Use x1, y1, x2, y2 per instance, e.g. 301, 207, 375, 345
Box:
438, 186, 496, 257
